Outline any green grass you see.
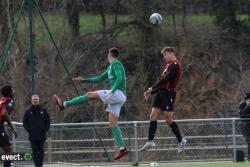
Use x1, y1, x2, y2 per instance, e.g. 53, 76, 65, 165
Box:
16, 14, 214, 45
79, 14, 131, 33
236, 15, 249, 21
14, 13, 248, 47
17, 12, 69, 47
163, 15, 214, 26
131, 162, 250, 167
16, 13, 131, 47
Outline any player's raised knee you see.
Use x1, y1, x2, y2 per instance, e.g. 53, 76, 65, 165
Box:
109, 122, 117, 128
149, 112, 158, 121
86, 92, 98, 99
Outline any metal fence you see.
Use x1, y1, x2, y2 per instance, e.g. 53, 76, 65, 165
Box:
8, 118, 250, 164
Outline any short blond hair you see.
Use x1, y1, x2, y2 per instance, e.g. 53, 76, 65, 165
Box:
161, 47, 176, 55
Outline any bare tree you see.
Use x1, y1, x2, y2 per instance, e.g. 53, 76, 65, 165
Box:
170, 0, 179, 42
0, 0, 9, 46
65, 0, 80, 39
98, 0, 106, 31
114, 0, 121, 25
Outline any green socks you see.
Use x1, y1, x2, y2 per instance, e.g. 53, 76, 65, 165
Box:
64, 95, 89, 107
64, 96, 125, 149
111, 126, 125, 148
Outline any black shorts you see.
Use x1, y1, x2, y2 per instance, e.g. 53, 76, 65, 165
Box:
152, 89, 176, 111
0, 131, 10, 147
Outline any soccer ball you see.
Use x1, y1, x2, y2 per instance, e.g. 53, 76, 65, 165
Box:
149, 13, 163, 25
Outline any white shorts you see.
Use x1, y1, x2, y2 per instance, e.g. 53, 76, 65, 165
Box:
97, 89, 126, 117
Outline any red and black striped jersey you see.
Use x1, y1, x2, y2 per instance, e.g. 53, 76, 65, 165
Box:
0, 97, 14, 126
152, 60, 182, 92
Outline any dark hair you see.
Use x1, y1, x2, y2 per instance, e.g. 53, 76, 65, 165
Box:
109, 47, 120, 57
161, 47, 176, 55
1, 85, 13, 97
245, 93, 250, 100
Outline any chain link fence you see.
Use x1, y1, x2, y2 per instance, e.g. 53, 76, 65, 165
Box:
8, 118, 250, 164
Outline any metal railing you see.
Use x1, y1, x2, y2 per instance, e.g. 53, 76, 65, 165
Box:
8, 118, 250, 164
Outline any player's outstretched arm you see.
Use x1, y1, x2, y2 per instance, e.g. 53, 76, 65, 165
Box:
75, 70, 108, 84
144, 89, 152, 100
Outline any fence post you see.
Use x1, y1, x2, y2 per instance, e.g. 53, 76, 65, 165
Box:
128, 125, 132, 162
47, 137, 52, 162
12, 124, 16, 152
223, 119, 229, 157
12, 133, 16, 152
232, 119, 236, 162
133, 121, 139, 164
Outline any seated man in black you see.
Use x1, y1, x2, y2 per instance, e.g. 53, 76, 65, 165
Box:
239, 93, 250, 161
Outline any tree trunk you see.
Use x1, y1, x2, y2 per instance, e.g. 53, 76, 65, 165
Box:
98, 0, 106, 31
0, 0, 20, 52
38, 0, 44, 10
0, 0, 9, 47
171, 0, 178, 42
82, 0, 90, 12
248, 2, 250, 22
114, 0, 121, 25
65, 0, 80, 39
181, 0, 187, 37
141, 0, 161, 86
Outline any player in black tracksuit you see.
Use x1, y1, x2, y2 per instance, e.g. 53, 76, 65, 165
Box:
140, 47, 186, 154
239, 93, 250, 161
23, 95, 50, 167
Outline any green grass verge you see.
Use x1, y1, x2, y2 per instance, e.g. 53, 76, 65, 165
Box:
130, 161, 250, 167
13, 13, 248, 46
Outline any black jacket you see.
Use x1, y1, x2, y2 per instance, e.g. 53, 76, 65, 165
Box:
23, 105, 50, 141
239, 101, 250, 119
239, 101, 250, 138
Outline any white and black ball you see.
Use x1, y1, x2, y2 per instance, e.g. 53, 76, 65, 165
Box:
149, 13, 163, 25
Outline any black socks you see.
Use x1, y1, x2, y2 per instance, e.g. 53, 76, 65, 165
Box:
170, 121, 182, 143
148, 121, 183, 143
148, 121, 157, 141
